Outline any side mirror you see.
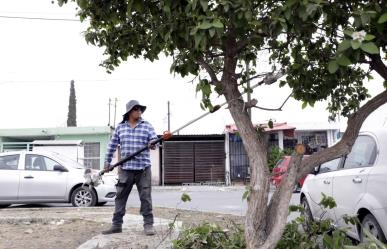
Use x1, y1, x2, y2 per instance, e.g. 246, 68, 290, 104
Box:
53, 165, 68, 172
313, 166, 319, 175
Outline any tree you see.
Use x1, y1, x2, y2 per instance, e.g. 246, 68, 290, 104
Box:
57, 1, 387, 248
67, 79, 77, 127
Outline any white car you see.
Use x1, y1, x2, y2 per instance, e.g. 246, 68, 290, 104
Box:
301, 129, 387, 243
0, 150, 116, 207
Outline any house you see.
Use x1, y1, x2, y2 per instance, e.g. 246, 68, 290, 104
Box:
224, 122, 341, 183
0, 126, 113, 170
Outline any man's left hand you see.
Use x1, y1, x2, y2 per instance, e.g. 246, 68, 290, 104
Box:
148, 143, 156, 150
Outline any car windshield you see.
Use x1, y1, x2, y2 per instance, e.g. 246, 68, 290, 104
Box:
52, 153, 85, 169
274, 158, 285, 168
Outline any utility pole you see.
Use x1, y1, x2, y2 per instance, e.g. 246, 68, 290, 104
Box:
108, 98, 111, 127
113, 98, 117, 127
167, 101, 171, 131
246, 61, 252, 120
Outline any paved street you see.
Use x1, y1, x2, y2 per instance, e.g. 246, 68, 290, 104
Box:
6, 186, 302, 220
126, 186, 301, 219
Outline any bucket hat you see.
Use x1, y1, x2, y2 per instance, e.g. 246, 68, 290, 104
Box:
124, 100, 146, 114
121, 100, 146, 123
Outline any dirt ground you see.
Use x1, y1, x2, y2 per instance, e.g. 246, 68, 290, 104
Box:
0, 206, 244, 249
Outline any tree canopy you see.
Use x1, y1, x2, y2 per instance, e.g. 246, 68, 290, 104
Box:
57, 0, 387, 248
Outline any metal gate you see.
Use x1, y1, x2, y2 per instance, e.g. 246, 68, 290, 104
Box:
229, 134, 250, 180
163, 140, 225, 184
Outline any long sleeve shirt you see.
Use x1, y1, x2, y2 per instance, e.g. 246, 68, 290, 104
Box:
105, 119, 157, 170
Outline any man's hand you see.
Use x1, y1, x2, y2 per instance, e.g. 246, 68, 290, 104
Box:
148, 142, 156, 150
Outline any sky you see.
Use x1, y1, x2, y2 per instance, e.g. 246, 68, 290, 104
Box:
0, 0, 386, 135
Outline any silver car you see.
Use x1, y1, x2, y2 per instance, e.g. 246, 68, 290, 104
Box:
0, 150, 116, 207
301, 129, 387, 242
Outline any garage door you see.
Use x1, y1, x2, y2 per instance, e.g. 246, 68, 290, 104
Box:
163, 141, 225, 184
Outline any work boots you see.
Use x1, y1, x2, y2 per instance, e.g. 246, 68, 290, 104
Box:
102, 226, 122, 235
144, 225, 155, 236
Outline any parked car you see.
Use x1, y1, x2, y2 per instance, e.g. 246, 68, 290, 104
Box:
0, 150, 116, 208
300, 129, 387, 243
271, 155, 309, 191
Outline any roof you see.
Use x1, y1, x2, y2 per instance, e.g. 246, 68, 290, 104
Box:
32, 140, 83, 145
225, 122, 296, 134
0, 126, 113, 138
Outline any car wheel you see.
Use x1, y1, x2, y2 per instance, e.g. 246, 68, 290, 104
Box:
0, 204, 10, 208
71, 186, 97, 207
96, 202, 107, 206
360, 214, 387, 243
301, 196, 313, 232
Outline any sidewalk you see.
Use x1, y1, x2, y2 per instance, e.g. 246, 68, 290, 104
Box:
0, 206, 182, 249
77, 214, 182, 249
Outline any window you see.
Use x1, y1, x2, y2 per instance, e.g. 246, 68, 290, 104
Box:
319, 158, 341, 174
84, 142, 100, 169
25, 154, 61, 171
343, 135, 377, 169
0, 154, 20, 170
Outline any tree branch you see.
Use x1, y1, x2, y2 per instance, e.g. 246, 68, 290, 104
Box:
238, 72, 271, 84
297, 88, 387, 179
369, 54, 387, 80
250, 93, 292, 111
197, 57, 220, 84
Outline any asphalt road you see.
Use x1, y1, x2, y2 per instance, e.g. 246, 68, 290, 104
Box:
6, 186, 302, 219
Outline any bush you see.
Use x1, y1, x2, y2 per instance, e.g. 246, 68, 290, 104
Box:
172, 222, 245, 249
267, 146, 293, 172
172, 194, 387, 249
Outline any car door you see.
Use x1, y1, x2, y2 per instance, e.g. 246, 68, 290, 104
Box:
306, 158, 341, 220
0, 154, 21, 201
19, 154, 68, 201
332, 135, 377, 233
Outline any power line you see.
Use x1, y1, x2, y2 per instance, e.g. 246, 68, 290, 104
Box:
0, 15, 79, 22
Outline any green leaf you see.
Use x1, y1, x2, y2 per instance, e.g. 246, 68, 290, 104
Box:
350, 40, 361, 50
343, 29, 353, 37
302, 101, 308, 109
364, 34, 375, 41
181, 193, 191, 202
377, 13, 387, 23
268, 119, 273, 129
337, 55, 352, 66
190, 27, 198, 35
209, 28, 215, 37
192, 0, 197, 10
360, 42, 380, 54
383, 81, 387, 89
328, 60, 339, 73
242, 187, 251, 200
198, 21, 212, 30
194, 33, 202, 49
212, 20, 224, 28
337, 40, 351, 52
200, 0, 208, 11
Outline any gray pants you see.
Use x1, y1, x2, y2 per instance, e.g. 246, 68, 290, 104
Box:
112, 167, 153, 228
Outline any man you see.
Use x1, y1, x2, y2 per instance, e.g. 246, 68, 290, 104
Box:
102, 100, 157, 236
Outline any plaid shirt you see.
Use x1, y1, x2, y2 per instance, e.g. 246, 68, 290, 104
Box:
105, 119, 157, 170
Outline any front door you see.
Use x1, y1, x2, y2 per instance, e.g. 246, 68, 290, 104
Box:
332, 135, 377, 236
307, 158, 341, 220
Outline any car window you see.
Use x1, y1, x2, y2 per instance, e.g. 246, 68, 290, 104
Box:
319, 158, 341, 174
343, 135, 377, 169
0, 154, 20, 170
25, 154, 62, 171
